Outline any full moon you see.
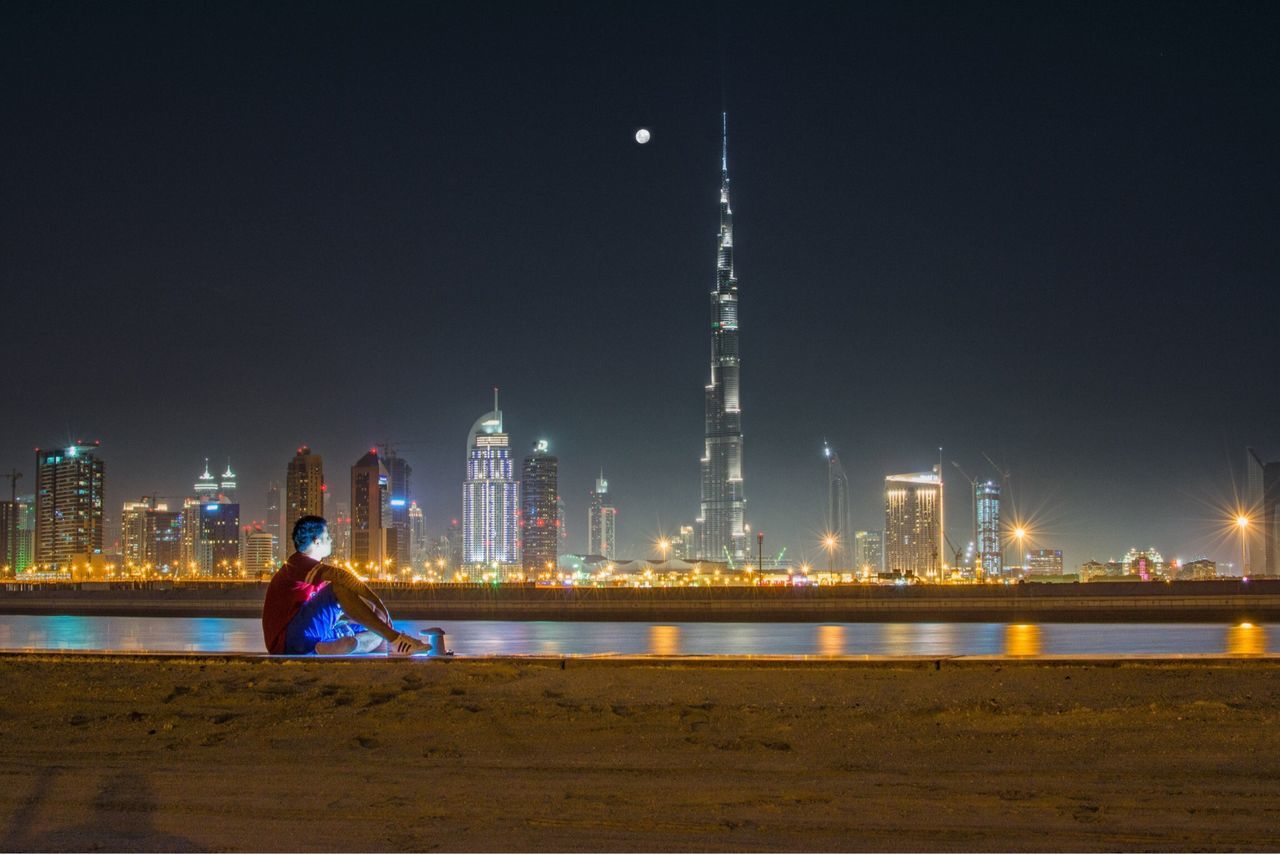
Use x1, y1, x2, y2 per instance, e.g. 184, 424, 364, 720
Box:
635, 128, 651, 144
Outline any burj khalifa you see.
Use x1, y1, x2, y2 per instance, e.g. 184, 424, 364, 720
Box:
696, 113, 747, 563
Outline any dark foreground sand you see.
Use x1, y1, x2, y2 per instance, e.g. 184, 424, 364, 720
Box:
1, 655, 1278, 852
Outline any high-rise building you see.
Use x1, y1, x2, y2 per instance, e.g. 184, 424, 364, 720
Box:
697, 113, 747, 563
197, 500, 240, 576
194, 458, 219, 499
381, 448, 412, 572
1025, 548, 1064, 576
1246, 448, 1280, 577
34, 442, 105, 569
588, 471, 617, 558
1118, 547, 1164, 579
446, 518, 464, 571
241, 523, 276, 576
145, 505, 182, 570
670, 524, 695, 560
409, 500, 426, 569
824, 442, 851, 566
265, 481, 282, 563
884, 468, 943, 578
463, 391, 519, 568
351, 449, 390, 572
329, 502, 351, 562
4, 497, 35, 574
121, 499, 153, 568
853, 530, 884, 575
285, 446, 325, 547
0, 500, 18, 575
15, 498, 34, 573
180, 497, 201, 574
556, 495, 568, 552
521, 440, 559, 576
975, 480, 1002, 578
219, 460, 237, 503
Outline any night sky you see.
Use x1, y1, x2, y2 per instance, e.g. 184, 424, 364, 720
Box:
2, 2, 1277, 566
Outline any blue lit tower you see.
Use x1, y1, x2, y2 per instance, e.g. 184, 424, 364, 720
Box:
975, 480, 1002, 578
463, 389, 519, 569
697, 113, 747, 562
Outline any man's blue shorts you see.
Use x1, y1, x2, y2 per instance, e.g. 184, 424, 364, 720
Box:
282, 585, 369, 655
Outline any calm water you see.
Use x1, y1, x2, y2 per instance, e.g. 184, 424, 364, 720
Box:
0, 616, 1274, 656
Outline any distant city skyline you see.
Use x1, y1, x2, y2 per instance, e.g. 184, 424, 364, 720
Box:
1, 4, 1276, 569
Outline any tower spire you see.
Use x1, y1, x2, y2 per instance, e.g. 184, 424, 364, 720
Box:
721, 111, 728, 174
699, 112, 746, 562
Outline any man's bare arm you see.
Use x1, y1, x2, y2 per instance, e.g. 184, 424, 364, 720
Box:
315, 564, 399, 643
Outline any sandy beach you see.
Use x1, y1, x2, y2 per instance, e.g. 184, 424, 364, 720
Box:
1, 654, 1278, 851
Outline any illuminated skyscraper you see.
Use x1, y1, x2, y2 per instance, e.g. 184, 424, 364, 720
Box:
241, 523, 276, 576
409, 500, 426, 568
381, 448, 412, 572
329, 502, 351, 562
121, 498, 178, 572
854, 530, 883, 574
285, 446, 324, 548
556, 495, 568, 553
463, 391, 518, 569
588, 471, 617, 558
975, 480, 1002, 577
14, 497, 34, 573
884, 467, 943, 578
194, 458, 218, 498
197, 500, 240, 576
1026, 548, 1064, 576
697, 113, 747, 563
34, 442, 105, 569
219, 460, 237, 502
521, 440, 559, 576
264, 481, 282, 563
825, 442, 851, 566
0, 500, 18, 575
351, 449, 390, 571
121, 499, 152, 568
180, 497, 200, 573
144, 505, 182, 570
1247, 448, 1280, 577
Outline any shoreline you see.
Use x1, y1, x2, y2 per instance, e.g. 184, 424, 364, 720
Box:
2, 578, 1279, 622
1, 655, 1277, 851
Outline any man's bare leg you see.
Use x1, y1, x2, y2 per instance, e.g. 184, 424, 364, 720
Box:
354, 631, 385, 653
313, 635, 358, 655
326, 568, 430, 654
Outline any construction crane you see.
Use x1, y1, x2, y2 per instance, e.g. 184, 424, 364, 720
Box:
950, 461, 979, 560
943, 533, 964, 573
982, 451, 1013, 504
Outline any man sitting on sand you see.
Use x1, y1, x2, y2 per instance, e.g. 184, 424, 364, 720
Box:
263, 515, 432, 655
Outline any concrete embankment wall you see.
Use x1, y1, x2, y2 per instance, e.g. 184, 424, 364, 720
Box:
2, 579, 1278, 622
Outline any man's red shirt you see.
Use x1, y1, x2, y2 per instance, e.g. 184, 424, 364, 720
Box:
262, 553, 329, 654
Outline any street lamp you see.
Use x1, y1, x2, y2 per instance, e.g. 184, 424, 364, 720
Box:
656, 537, 671, 561
822, 533, 838, 573
1014, 527, 1027, 574
1237, 514, 1250, 576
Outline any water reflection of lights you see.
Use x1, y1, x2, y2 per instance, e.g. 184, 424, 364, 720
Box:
1004, 624, 1042, 657
649, 625, 680, 655
1227, 622, 1266, 656
817, 624, 845, 656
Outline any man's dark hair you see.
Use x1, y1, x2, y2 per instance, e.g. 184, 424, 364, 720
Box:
291, 516, 328, 552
